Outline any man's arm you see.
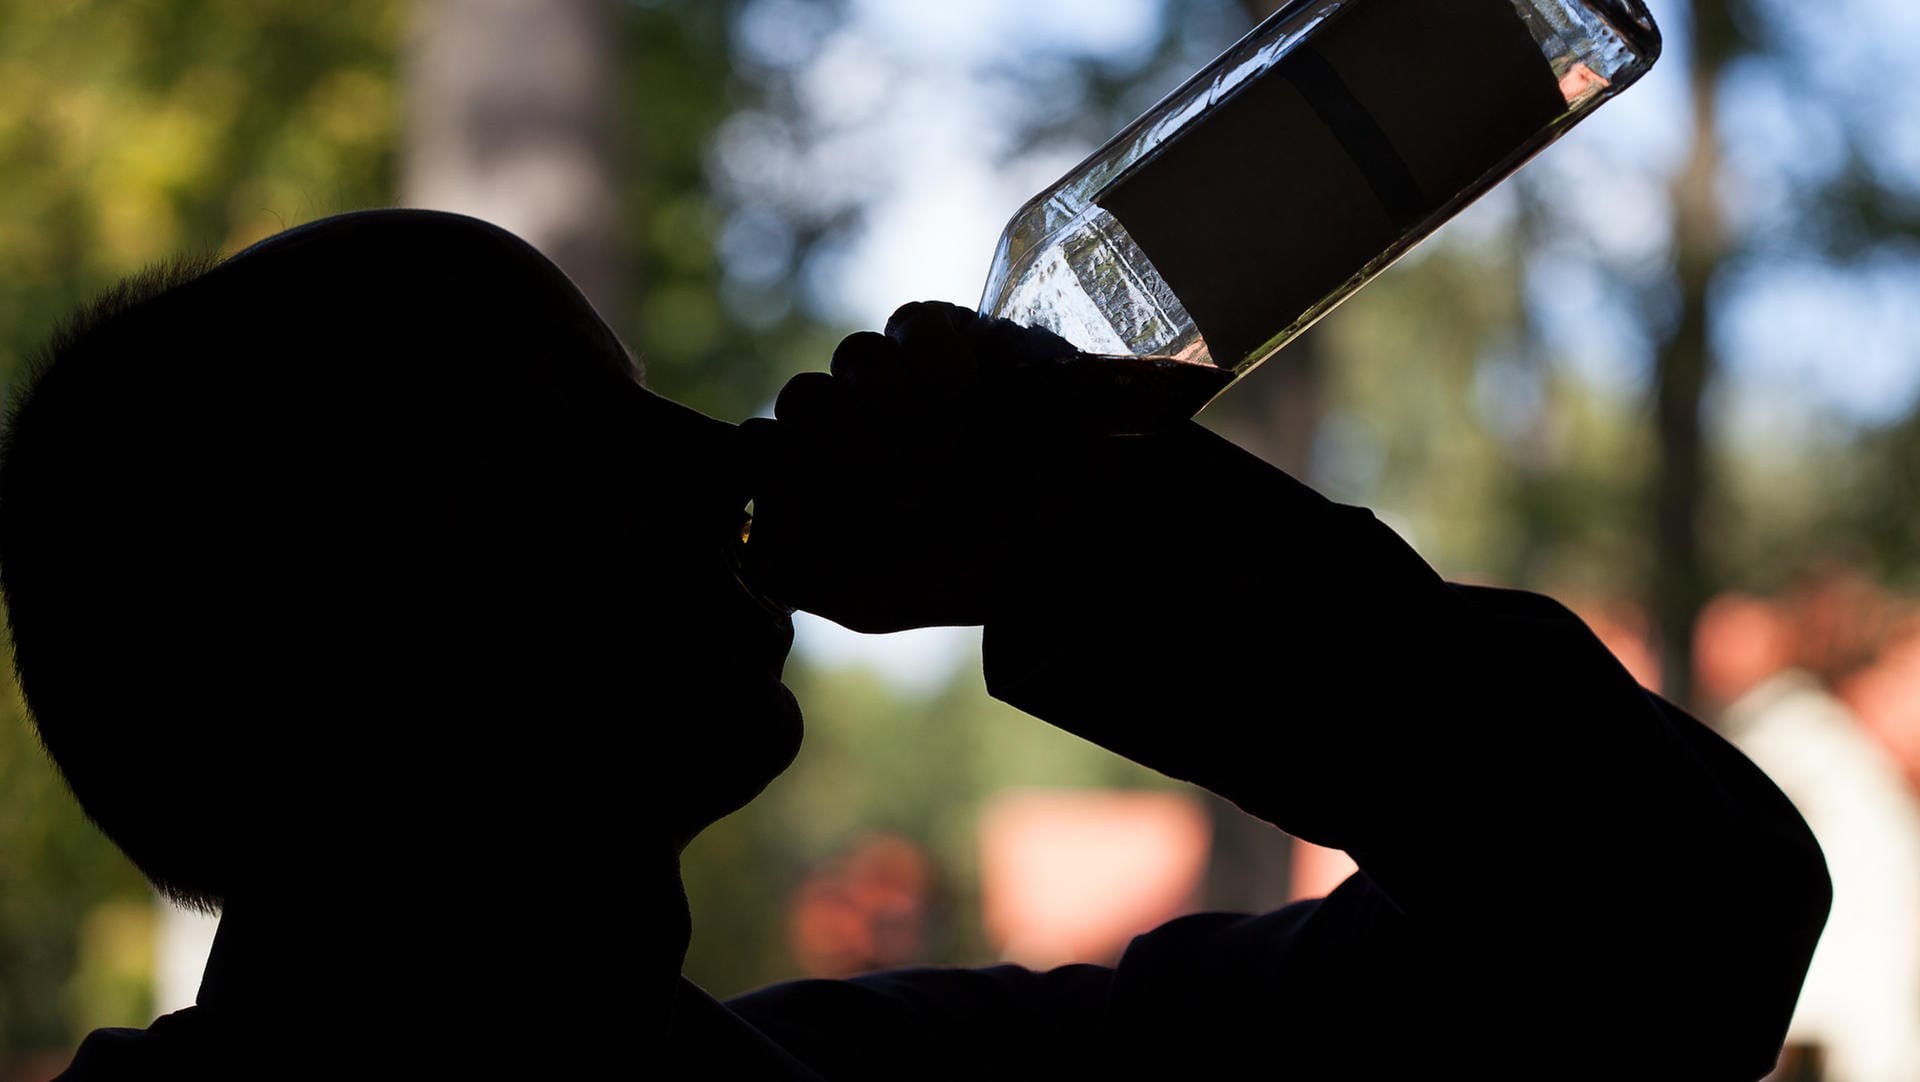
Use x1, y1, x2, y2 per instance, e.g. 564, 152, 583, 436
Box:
976, 421, 1830, 1076
738, 305, 1831, 1078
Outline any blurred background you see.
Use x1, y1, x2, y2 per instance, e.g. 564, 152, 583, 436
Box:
0, 0, 1916, 1077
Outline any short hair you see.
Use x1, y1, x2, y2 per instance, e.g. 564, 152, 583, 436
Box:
1, 253, 232, 908
0, 211, 637, 910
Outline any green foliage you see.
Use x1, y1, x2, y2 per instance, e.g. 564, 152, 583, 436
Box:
0, 0, 401, 382
615, 0, 844, 421
1313, 237, 1659, 595
1821, 412, 1920, 593
0, 656, 152, 1060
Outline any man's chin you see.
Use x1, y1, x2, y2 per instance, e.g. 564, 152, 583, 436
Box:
673, 677, 803, 848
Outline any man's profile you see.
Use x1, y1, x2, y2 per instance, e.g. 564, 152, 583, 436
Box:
1, 209, 1830, 1079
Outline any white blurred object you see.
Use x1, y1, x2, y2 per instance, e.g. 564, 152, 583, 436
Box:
1722, 668, 1920, 1082
153, 899, 219, 1014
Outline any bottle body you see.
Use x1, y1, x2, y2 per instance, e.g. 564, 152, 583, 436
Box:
979, 0, 1661, 424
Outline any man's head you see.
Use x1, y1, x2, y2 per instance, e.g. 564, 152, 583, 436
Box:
0, 210, 797, 911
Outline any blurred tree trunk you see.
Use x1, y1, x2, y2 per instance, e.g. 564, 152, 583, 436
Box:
1652, 0, 1737, 708
402, 0, 623, 321
1194, 0, 1320, 915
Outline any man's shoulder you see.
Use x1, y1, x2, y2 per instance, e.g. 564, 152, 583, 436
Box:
729, 961, 1114, 1021
715, 963, 1116, 1080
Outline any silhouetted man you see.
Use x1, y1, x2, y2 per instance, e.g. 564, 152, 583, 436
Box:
1, 210, 1828, 1079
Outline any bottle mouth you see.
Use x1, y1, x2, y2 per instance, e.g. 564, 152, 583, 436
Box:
726, 516, 797, 619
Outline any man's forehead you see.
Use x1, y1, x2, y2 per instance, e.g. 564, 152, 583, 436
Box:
215, 210, 644, 375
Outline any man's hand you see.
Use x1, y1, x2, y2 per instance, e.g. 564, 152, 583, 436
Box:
735, 301, 1081, 633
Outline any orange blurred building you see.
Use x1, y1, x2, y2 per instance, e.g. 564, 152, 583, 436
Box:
979, 789, 1210, 968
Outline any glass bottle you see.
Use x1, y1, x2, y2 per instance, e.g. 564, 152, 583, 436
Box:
978, 0, 1661, 432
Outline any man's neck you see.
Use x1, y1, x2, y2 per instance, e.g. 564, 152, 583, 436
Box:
200, 850, 691, 1038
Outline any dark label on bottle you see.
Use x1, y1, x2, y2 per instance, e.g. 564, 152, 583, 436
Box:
1095, 0, 1567, 369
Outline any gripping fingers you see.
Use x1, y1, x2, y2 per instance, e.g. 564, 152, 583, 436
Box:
830, 331, 903, 389
885, 301, 980, 393
773, 371, 843, 426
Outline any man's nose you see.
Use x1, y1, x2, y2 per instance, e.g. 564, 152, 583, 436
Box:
631, 386, 752, 516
